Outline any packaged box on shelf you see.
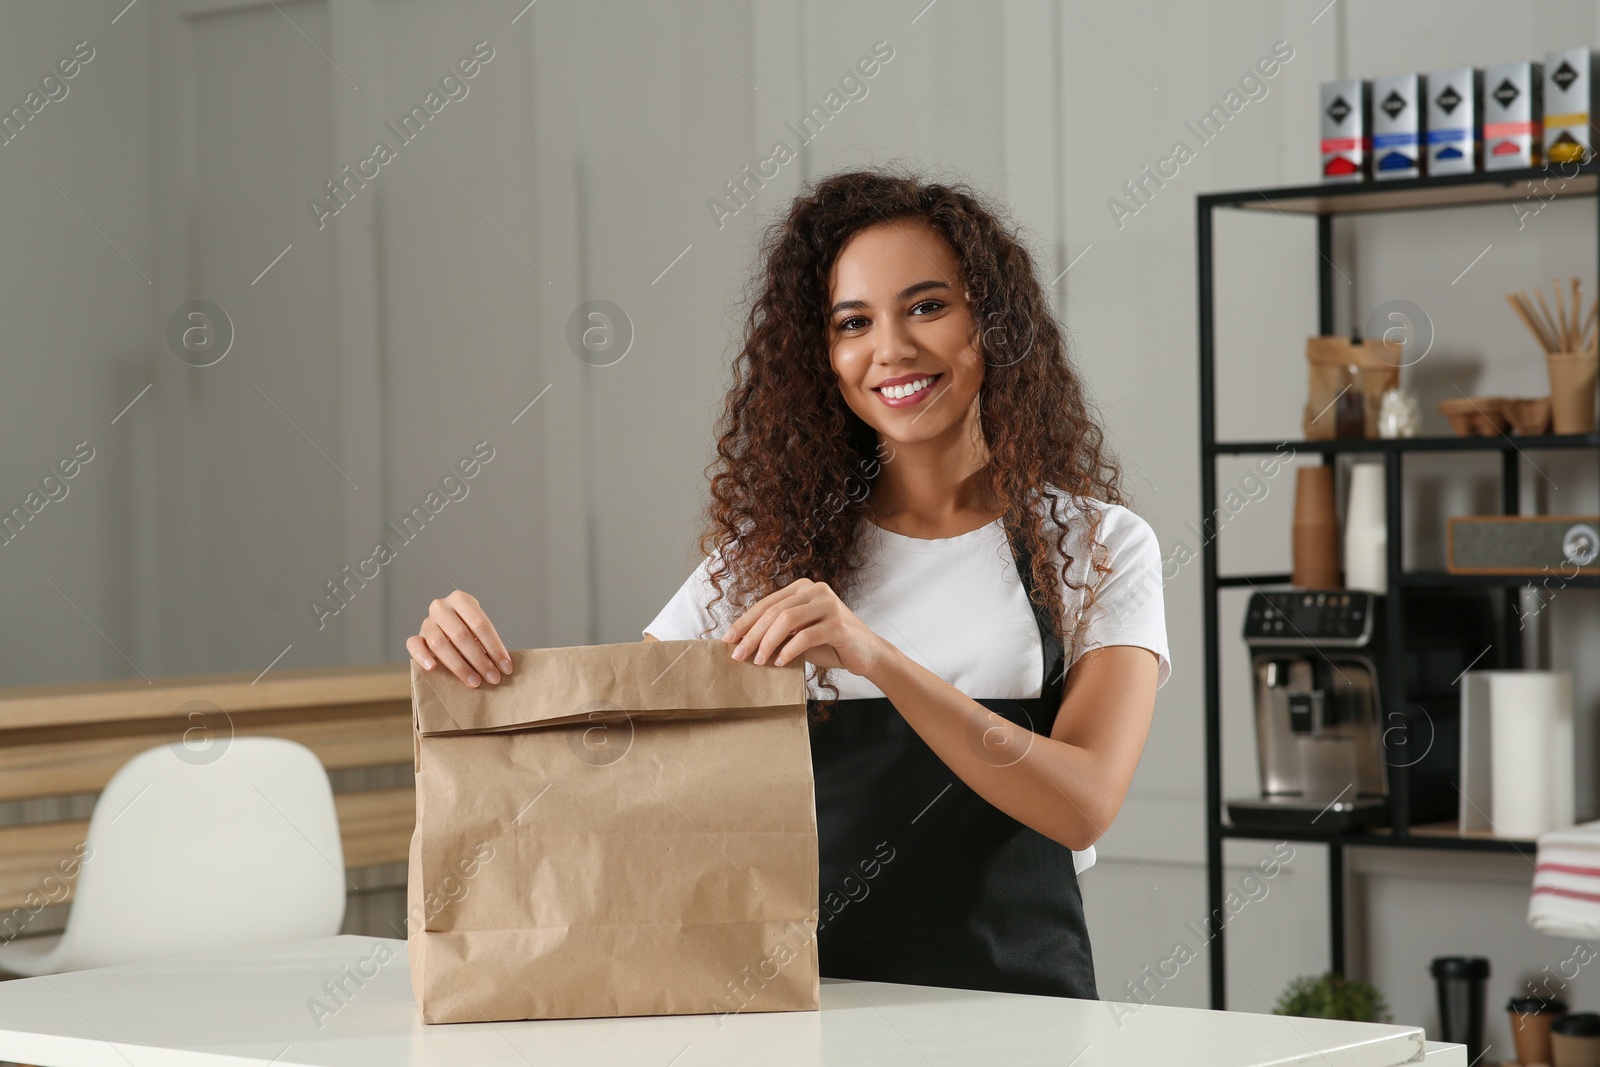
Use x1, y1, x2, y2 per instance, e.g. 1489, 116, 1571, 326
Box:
1426, 67, 1481, 175
1373, 72, 1423, 179
1545, 47, 1596, 165
1484, 60, 1543, 169
1321, 79, 1370, 182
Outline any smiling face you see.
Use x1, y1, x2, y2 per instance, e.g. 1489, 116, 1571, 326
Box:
826, 219, 984, 448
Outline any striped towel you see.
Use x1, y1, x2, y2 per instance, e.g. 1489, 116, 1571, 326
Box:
1530, 820, 1600, 938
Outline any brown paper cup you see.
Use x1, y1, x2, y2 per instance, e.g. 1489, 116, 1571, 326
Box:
1292, 529, 1340, 548
1510, 1008, 1559, 1064
1553, 1031, 1600, 1067
1547, 351, 1598, 434
1293, 466, 1337, 524
1292, 517, 1341, 588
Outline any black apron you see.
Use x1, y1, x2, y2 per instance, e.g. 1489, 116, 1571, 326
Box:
807, 523, 1099, 999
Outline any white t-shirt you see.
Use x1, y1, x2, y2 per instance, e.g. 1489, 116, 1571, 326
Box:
642, 491, 1172, 877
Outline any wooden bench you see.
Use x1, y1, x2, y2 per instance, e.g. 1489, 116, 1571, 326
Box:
0, 663, 415, 914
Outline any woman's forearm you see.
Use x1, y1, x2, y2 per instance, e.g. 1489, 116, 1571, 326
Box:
864, 641, 1112, 851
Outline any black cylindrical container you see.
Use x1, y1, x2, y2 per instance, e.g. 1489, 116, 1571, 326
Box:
1429, 956, 1489, 1062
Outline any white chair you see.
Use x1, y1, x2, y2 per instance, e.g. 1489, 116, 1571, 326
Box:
0, 736, 347, 976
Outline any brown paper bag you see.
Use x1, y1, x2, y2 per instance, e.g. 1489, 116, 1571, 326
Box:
1303, 336, 1402, 439
406, 638, 819, 1023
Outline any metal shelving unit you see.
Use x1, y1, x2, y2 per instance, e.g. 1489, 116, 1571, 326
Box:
1196, 163, 1600, 1011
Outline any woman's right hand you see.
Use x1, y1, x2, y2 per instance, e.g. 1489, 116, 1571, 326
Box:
406, 590, 513, 688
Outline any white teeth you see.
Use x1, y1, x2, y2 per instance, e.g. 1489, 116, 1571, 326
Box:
881, 375, 934, 399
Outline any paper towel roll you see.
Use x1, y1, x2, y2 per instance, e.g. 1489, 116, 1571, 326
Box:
1486, 670, 1575, 839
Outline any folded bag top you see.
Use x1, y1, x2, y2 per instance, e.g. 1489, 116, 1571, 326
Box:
412, 638, 805, 736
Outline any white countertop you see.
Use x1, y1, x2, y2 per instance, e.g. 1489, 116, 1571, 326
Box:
0, 935, 1462, 1066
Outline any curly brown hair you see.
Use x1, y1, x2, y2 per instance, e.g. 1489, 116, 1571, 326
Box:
694, 164, 1127, 719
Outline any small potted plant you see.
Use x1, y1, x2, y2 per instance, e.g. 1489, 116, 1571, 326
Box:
1274, 972, 1393, 1023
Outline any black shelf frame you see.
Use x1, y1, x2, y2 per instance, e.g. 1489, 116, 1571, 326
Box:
1196, 165, 1600, 1011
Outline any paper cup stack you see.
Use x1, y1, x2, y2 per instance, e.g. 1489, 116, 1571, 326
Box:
1343, 462, 1387, 594
1292, 466, 1341, 588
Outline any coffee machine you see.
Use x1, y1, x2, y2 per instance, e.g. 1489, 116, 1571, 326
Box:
1226, 588, 1499, 834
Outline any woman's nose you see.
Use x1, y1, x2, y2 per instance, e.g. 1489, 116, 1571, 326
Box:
874, 317, 917, 361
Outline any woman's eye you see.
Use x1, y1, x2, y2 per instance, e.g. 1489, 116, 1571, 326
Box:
839, 316, 868, 332
911, 300, 945, 315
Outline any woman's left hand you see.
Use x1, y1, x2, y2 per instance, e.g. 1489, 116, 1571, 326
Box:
722, 578, 889, 678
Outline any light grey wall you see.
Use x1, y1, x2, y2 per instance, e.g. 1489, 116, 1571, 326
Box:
1, 0, 1596, 1050
0, 4, 151, 684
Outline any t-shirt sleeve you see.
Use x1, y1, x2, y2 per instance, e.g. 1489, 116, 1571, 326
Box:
1069, 506, 1172, 690
642, 553, 730, 641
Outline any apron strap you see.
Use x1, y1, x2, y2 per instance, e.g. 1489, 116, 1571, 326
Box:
1004, 519, 1068, 696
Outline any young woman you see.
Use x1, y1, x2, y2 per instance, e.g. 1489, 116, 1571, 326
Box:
407, 167, 1170, 1001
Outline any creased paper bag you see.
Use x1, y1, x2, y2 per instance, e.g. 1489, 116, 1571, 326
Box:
406, 638, 819, 1023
